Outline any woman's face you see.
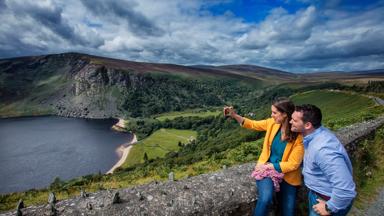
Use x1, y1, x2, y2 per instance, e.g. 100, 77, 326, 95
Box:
271, 105, 287, 124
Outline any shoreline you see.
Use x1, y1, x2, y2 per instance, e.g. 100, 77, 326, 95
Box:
111, 118, 127, 132
106, 134, 137, 174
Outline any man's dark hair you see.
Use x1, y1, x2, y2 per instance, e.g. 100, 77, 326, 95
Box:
295, 104, 322, 129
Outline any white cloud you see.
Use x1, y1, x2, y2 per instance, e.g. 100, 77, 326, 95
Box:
0, 0, 383, 72
237, 6, 317, 50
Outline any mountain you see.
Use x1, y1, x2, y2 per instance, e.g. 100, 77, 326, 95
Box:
190, 64, 296, 83
0, 52, 383, 119
299, 69, 384, 82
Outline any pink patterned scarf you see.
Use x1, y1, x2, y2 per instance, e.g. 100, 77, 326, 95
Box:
251, 164, 285, 192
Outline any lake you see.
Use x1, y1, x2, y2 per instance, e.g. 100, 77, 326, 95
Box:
0, 116, 132, 194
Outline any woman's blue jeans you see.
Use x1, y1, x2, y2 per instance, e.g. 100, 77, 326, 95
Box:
253, 178, 297, 216
308, 190, 353, 216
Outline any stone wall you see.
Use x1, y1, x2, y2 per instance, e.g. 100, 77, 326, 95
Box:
2, 116, 384, 216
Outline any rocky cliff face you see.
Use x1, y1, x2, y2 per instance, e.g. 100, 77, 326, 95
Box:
0, 53, 185, 118
56, 63, 129, 119
0, 53, 100, 117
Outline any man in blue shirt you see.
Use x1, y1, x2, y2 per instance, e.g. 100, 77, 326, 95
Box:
290, 104, 356, 216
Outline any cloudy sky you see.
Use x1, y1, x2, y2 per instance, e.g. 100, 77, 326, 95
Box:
0, 0, 383, 72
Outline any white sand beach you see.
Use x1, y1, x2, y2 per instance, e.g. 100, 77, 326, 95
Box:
106, 134, 137, 174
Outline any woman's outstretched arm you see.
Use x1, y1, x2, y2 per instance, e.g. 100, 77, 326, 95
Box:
223, 106, 244, 125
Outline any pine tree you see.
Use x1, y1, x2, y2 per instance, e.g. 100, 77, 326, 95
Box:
143, 152, 148, 162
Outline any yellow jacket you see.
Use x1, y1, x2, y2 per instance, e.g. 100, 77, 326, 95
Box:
242, 117, 304, 186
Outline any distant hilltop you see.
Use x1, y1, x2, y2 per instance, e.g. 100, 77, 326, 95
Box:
0, 52, 383, 119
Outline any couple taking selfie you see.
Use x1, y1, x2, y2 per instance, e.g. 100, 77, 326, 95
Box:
224, 98, 356, 216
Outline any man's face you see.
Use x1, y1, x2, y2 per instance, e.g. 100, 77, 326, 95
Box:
290, 111, 306, 132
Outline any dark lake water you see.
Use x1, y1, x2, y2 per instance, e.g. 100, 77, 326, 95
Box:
0, 116, 133, 194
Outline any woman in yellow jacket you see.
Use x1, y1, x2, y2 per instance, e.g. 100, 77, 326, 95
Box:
224, 98, 304, 216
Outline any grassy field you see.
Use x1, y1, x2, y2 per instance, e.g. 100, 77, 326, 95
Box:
291, 90, 383, 129
351, 128, 384, 210
154, 110, 221, 121
123, 128, 197, 167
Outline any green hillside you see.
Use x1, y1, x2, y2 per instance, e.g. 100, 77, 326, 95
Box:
0, 73, 69, 117
291, 90, 383, 129
0, 53, 267, 119
155, 109, 221, 121
2, 53, 383, 120
123, 129, 197, 167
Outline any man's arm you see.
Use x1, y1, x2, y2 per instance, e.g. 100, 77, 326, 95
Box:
317, 146, 356, 213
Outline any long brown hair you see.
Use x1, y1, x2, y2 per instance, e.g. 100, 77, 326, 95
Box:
272, 97, 298, 142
